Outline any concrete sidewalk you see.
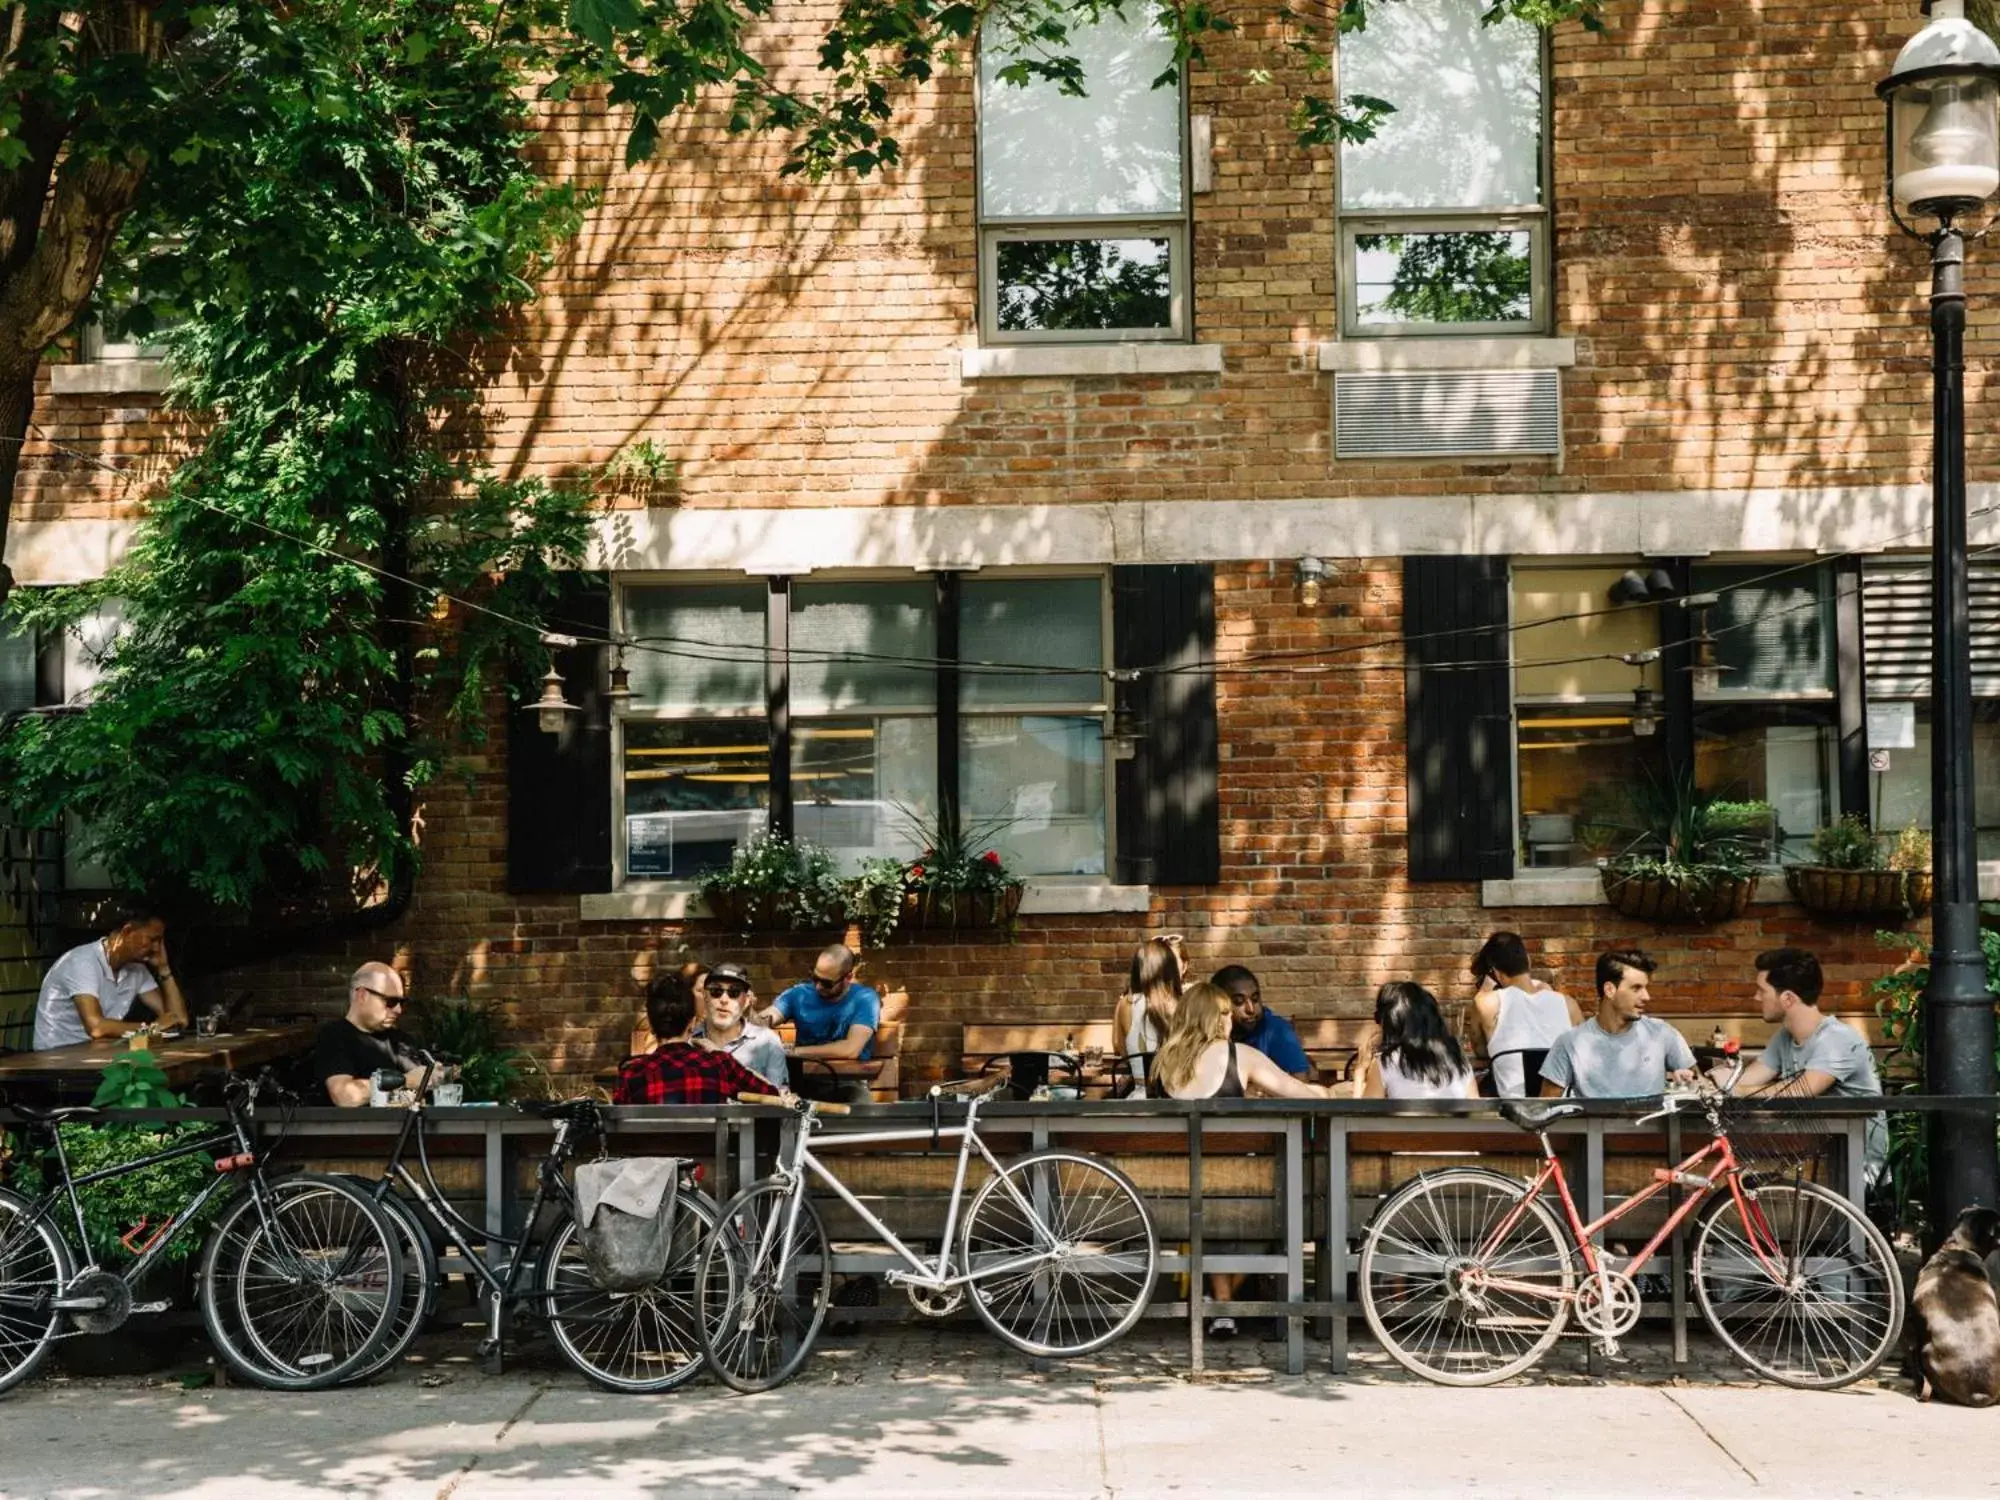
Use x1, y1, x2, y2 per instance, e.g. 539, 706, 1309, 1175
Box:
3, 1329, 1997, 1500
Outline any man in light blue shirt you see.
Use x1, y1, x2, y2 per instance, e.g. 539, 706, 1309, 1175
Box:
1718, 946, 1887, 1184
1541, 948, 1696, 1098
761, 944, 880, 1100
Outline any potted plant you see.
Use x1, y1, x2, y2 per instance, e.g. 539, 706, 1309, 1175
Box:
1600, 779, 1764, 925
901, 814, 1026, 932
697, 832, 845, 931
410, 995, 541, 1101
1785, 816, 1933, 920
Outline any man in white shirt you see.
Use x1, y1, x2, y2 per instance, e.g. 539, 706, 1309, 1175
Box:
33, 908, 188, 1049
691, 962, 787, 1084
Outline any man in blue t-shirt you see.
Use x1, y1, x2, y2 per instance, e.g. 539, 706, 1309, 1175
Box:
762, 943, 880, 1100
1214, 964, 1311, 1081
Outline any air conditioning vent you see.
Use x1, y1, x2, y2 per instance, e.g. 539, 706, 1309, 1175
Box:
1862, 554, 2000, 698
1333, 368, 1561, 459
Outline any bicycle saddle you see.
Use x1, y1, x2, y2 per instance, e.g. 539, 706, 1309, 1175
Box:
4, 1102, 104, 1126
1498, 1099, 1584, 1132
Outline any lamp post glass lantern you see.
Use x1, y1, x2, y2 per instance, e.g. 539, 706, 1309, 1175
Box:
1879, 0, 2000, 1230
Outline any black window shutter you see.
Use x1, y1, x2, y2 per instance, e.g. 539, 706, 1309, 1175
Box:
1113, 564, 1220, 886
1404, 557, 1514, 882
507, 573, 613, 894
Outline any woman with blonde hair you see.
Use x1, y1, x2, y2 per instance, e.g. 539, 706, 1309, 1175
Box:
1112, 936, 1183, 1097
1154, 981, 1330, 1102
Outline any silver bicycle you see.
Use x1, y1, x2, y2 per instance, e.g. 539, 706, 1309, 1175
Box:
694, 1088, 1157, 1391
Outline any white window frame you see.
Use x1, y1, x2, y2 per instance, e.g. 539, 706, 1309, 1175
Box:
974, 30, 1192, 345
610, 568, 1116, 891
1334, 28, 1553, 340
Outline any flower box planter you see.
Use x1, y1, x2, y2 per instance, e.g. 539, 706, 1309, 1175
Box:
901, 883, 1025, 932
1784, 865, 1933, 921
1600, 867, 1758, 925
701, 889, 829, 933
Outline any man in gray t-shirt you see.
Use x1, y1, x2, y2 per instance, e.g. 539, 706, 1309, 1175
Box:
1723, 947, 1888, 1183
1540, 947, 1697, 1097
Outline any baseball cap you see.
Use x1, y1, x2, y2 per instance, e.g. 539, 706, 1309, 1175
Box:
707, 962, 752, 987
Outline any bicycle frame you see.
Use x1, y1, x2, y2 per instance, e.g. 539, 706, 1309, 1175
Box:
1477, 1123, 1795, 1305
770, 1095, 1063, 1291
14, 1105, 265, 1294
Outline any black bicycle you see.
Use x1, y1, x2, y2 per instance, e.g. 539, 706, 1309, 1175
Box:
337, 1093, 720, 1393
0, 1074, 405, 1395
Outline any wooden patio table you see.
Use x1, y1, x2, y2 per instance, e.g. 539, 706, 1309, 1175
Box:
0, 1022, 317, 1096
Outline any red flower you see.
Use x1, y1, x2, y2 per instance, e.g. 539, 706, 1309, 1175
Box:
909, 865, 926, 880
981, 851, 1002, 866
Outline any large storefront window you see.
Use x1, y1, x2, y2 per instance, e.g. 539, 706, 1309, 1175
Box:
616, 575, 1110, 881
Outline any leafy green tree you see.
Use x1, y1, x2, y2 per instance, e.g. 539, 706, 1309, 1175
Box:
997, 238, 1171, 331
1358, 230, 1531, 325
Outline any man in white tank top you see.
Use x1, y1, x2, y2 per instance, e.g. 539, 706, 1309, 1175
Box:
1469, 932, 1581, 1097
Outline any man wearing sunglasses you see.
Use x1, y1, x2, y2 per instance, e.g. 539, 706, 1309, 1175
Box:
314, 961, 436, 1107
759, 943, 880, 1102
690, 962, 787, 1085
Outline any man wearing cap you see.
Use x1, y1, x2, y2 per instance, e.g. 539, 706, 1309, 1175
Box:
690, 961, 788, 1085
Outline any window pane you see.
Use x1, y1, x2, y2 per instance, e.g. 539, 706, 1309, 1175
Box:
961, 577, 1104, 705
979, 8, 1182, 219
794, 717, 938, 871
1513, 567, 1662, 700
1353, 231, 1531, 327
789, 582, 936, 713
0, 620, 34, 715
1338, 0, 1542, 211
1693, 705, 1838, 860
624, 584, 765, 711
995, 238, 1172, 333
1867, 702, 2000, 861
1516, 706, 1657, 866
962, 714, 1106, 877
623, 719, 769, 878
1690, 564, 1834, 696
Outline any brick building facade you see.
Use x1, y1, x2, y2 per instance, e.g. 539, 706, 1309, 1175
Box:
0, 1, 1985, 1087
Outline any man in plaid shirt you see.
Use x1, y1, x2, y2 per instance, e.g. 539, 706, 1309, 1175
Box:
616, 971, 771, 1105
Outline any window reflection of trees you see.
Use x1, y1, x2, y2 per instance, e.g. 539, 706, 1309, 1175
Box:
996, 239, 1171, 332
1354, 231, 1531, 326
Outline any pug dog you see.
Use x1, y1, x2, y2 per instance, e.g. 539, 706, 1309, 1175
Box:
1912, 1205, 2000, 1406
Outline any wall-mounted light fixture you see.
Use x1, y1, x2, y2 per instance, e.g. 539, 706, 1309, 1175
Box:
1297, 556, 1327, 609
606, 643, 632, 707
1608, 566, 1680, 605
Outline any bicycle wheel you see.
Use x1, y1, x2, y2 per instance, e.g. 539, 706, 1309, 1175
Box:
199, 1173, 404, 1391
0, 1187, 70, 1398
544, 1189, 720, 1393
1360, 1168, 1574, 1386
960, 1150, 1157, 1357
343, 1183, 439, 1382
695, 1180, 830, 1393
1693, 1178, 1903, 1389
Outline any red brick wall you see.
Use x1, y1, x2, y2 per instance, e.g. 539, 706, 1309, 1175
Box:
11, 3, 1983, 518
211, 558, 1908, 1091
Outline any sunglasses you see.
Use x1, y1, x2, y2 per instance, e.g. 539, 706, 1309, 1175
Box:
360, 986, 406, 1010
812, 974, 848, 991
706, 982, 748, 999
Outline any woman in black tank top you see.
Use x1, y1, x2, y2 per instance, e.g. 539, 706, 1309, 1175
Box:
1152, 982, 1329, 1101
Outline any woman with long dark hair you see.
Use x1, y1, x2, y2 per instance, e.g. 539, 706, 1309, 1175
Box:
1357, 981, 1477, 1099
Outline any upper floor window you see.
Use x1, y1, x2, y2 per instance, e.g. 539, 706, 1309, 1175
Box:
976, 6, 1188, 343
1337, 0, 1547, 337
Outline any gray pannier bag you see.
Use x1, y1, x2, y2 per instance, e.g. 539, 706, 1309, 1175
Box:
574, 1158, 684, 1292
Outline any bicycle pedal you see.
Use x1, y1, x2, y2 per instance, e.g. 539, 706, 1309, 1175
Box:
127, 1300, 172, 1315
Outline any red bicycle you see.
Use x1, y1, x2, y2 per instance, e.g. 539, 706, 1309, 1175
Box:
1359, 1048, 1902, 1388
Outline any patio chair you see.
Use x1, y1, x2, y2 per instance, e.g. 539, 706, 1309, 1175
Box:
1479, 1046, 1550, 1098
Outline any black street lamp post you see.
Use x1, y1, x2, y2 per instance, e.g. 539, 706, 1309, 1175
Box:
1880, 0, 2000, 1230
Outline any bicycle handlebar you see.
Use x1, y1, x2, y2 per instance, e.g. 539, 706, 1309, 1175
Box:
739, 1091, 852, 1116
1635, 1048, 1747, 1126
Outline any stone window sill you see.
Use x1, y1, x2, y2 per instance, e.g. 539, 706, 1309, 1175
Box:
1317, 337, 1576, 373
49, 360, 170, 396
580, 880, 1151, 923
1484, 863, 2000, 907
961, 345, 1223, 380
